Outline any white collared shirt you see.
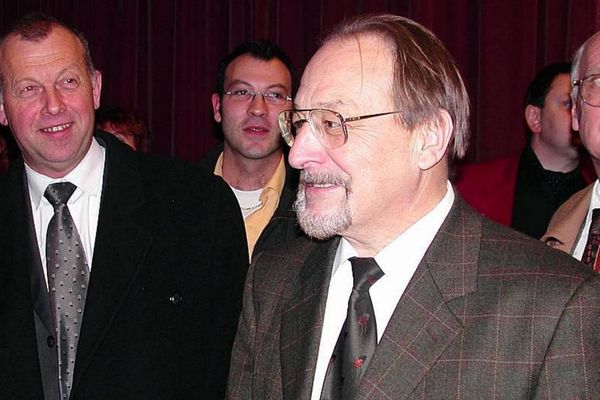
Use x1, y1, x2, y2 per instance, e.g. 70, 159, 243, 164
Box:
26, 138, 105, 288
310, 182, 455, 400
572, 180, 600, 260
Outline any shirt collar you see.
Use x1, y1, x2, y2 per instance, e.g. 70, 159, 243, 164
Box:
333, 181, 455, 278
259, 155, 286, 202
214, 152, 286, 199
590, 180, 600, 211
26, 138, 105, 209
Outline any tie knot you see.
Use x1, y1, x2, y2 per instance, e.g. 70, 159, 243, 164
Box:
349, 257, 384, 292
44, 182, 77, 207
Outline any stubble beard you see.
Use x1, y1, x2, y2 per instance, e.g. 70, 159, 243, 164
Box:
293, 170, 352, 240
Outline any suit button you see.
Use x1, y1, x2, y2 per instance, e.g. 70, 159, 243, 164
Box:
169, 292, 183, 305
47, 336, 56, 347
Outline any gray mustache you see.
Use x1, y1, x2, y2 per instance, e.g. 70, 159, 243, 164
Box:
299, 170, 351, 189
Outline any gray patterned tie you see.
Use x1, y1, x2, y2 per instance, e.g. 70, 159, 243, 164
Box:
44, 182, 89, 399
321, 257, 384, 400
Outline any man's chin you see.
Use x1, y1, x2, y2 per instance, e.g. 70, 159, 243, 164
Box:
296, 208, 352, 241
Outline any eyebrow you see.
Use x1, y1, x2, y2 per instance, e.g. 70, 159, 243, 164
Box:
294, 99, 348, 110
226, 79, 289, 91
12, 65, 81, 86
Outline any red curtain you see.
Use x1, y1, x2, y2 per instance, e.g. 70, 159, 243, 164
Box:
0, 0, 598, 163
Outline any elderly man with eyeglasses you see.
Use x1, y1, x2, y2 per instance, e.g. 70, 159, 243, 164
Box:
227, 14, 600, 400
202, 40, 302, 260
544, 33, 600, 265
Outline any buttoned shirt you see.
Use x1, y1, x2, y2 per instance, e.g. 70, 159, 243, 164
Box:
26, 139, 105, 288
572, 180, 600, 260
214, 153, 286, 258
310, 182, 455, 400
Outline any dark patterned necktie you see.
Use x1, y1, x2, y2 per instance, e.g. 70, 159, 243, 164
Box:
321, 257, 384, 400
582, 208, 600, 272
44, 182, 90, 399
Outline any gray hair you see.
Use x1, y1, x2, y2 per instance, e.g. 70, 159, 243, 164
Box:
324, 14, 471, 160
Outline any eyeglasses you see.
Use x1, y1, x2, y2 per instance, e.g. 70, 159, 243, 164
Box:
223, 89, 292, 106
573, 74, 600, 107
278, 108, 402, 149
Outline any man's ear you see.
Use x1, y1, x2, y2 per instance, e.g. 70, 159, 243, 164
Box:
525, 105, 542, 133
91, 70, 102, 110
0, 101, 8, 126
572, 96, 580, 132
211, 93, 222, 123
415, 109, 453, 170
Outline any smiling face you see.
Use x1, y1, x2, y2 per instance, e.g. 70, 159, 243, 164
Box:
289, 35, 431, 251
0, 25, 101, 178
212, 54, 292, 162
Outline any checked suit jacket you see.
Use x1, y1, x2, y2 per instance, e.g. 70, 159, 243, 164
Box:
227, 196, 600, 399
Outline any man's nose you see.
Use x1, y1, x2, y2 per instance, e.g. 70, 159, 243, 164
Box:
247, 93, 268, 117
42, 87, 66, 115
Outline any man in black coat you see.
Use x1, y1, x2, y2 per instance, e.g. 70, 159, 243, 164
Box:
0, 13, 247, 400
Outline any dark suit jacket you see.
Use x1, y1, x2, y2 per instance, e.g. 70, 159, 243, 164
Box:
227, 196, 600, 399
199, 144, 302, 260
0, 132, 248, 400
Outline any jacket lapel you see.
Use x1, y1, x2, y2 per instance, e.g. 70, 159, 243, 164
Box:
358, 197, 481, 399
280, 238, 339, 400
542, 184, 593, 254
72, 135, 151, 387
4, 164, 55, 334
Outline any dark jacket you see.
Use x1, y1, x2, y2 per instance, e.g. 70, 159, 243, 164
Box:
0, 132, 248, 399
199, 144, 303, 260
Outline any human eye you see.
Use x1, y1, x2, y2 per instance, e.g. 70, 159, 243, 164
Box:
319, 115, 342, 131
323, 118, 341, 129
230, 88, 250, 96
291, 117, 307, 130
590, 75, 600, 88
265, 91, 285, 100
16, 83, 41, 98
58, 76, 80, 90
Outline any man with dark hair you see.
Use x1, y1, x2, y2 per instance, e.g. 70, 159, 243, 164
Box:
0, 13, 247, 399
456, 62, 594, 238
227, 14, 600, 400
201, 40, 301, 259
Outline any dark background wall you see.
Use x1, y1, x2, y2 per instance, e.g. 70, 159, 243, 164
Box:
0, 0, 599, 163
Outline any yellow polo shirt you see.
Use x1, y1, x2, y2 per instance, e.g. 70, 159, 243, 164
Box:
214, 153, 286, 259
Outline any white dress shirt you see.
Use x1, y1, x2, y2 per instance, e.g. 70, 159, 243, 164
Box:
310, 182, 455, 400
572, 180, 600, 260
26, 138, 105, 288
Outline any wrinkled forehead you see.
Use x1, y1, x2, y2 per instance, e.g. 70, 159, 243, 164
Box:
297, 34, 395, 109
580, 33, 600, 76
0, 26, 85, 74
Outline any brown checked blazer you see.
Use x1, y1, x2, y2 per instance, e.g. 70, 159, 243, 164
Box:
227, 196, 600, 400
542, 183, 594, 255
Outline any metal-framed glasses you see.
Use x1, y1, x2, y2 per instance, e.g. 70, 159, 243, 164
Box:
223, 88, 292, 106
278, 109, 402, 149
573, 74, 600, 107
